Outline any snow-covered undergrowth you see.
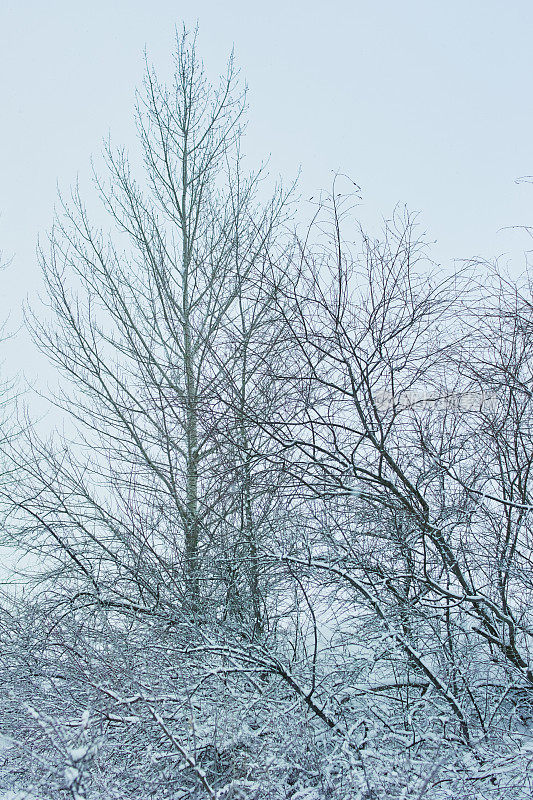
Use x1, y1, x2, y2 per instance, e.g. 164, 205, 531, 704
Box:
1, 603, 533, 800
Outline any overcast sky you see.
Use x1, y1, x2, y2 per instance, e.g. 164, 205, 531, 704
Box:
1, 0, 532, 386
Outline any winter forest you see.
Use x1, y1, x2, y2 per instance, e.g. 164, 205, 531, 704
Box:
1, 19, 533, 800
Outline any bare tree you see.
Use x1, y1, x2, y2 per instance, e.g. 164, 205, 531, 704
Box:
15, 29, 287, 618
238, 192, 533, 745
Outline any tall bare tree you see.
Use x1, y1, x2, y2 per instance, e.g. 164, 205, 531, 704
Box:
17, 29, 287, 616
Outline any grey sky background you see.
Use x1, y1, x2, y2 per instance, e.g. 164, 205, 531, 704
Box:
1, 0, 532, 393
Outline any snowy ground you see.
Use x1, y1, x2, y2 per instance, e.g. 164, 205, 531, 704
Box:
0, 735, 36, 800
0, 794, 39, 800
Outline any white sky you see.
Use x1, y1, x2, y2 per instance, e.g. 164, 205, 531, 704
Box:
1, 0, 532, 389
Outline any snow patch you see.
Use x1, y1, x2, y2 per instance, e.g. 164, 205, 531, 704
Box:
0, 734, 14, 751
0, 792, 40, 800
